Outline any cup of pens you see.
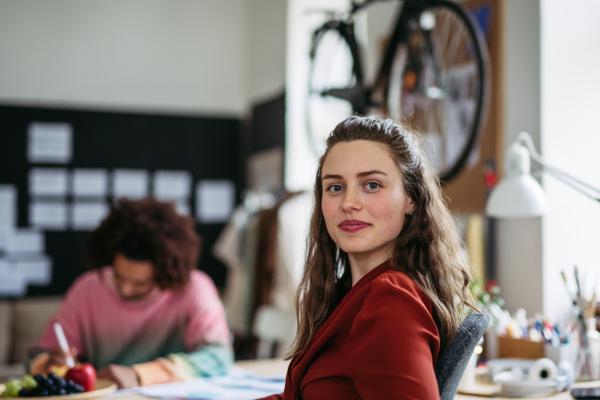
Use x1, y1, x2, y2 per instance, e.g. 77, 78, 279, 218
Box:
561, 267, 600, 381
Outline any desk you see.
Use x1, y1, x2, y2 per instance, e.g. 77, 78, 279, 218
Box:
109, 359, 598, 400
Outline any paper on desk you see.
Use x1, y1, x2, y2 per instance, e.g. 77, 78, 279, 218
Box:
138, 367, 285, 400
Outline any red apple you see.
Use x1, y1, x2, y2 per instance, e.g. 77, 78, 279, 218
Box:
65, 363, 97, 392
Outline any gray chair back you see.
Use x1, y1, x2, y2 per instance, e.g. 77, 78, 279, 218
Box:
435, 309, 490, 400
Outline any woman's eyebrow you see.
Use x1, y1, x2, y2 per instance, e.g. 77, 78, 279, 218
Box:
356, 170, 387, 178
322, 174, 343, 180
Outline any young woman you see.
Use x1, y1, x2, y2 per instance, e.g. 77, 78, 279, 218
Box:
262, 116, 477, 400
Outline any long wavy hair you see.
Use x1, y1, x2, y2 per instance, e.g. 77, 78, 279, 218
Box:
289, 115, 477, 358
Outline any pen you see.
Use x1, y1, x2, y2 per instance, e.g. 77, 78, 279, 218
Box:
53, 322, 75, 368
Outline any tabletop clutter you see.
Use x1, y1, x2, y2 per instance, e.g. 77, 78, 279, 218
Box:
463, 268, 600, 397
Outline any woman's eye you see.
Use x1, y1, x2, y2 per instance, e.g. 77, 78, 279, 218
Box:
366, 182, 380, 190
328, 185, 343, 192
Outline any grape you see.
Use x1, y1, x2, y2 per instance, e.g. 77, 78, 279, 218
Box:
3, 380, 22, 397
21, 376, 37, 390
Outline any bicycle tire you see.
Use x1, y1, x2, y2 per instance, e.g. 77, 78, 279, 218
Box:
305, 19, 367, 156
384, 0, 489, 182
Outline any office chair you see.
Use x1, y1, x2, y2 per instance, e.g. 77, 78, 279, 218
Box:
435, 309, 491, 400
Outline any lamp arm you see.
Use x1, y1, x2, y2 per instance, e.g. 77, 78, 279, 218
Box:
515, 132, 600, 202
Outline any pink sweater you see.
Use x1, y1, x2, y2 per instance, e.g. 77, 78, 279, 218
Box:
30, 267, 232, 385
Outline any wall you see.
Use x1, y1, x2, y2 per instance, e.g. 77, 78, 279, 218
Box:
541, 0, 600, 322
247, 0, 287, 104
495, 0, 544, 316
0, 0, 289, 117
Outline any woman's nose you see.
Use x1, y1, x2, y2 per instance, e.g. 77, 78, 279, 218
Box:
341, 187, 362, 213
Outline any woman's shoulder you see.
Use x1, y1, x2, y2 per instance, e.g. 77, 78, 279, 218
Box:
364, 269, 433, 313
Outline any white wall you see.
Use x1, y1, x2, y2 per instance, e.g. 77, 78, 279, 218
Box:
247, 0, 287, 104
0, 0, 287, 117
496, 0, 544, 316
540, 0, 600, 322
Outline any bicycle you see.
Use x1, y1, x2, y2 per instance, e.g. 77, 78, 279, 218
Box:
306, 0, 490, 182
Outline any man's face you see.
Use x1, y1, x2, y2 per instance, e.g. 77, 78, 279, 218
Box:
112, 253, 157, 301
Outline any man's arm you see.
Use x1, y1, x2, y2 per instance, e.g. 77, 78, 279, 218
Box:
27, 277, 88, 375
130, 271, 232, 386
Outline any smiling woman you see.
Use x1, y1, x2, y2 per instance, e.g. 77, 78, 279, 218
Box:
261, 116, 479, 400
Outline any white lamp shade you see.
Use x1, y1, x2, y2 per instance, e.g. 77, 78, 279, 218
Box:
486, 174, 550, 218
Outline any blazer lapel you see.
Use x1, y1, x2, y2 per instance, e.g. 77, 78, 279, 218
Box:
287, 260, 392, 398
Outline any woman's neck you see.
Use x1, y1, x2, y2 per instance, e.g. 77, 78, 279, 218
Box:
348, 246, 393, 286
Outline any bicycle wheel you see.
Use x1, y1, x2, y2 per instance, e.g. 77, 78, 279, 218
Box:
385, 1, 489, 182
306, 20, 366, 156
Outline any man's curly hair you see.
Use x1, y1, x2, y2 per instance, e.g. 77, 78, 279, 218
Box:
84, 197, 201, 291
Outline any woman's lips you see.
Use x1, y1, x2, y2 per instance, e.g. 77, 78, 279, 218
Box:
339, 220, 371, 233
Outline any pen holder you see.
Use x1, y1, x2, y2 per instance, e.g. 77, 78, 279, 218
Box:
497, 336, 545, 359
576, 318, 600, 381
544, 340, 578, 367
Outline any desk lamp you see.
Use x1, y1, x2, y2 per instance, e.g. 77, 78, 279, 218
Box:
486, 132, 600, 218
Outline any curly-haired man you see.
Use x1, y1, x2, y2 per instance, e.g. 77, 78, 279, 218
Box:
27, 198, 232, 389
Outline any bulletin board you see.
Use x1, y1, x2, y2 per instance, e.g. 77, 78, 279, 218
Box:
443, 0, 504, 214
0, 104, 240, 296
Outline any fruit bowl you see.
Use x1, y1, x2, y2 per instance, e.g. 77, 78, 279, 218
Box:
0, 379, 116, 400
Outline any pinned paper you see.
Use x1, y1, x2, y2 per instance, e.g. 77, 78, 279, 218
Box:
72, 169, 108, 197
0, 185, 17, 228
71, 202, 109, 230
12, 253, 52, 286
113, 170, 149, 200
29, 168, 69, 197
29, 202, 68, 230
153, 170, 192, 200
0, 259, 27, 296
7, 229, 44, 253
196, 180, 235, 223
27, 122, 73, 164
174, 201, 190, 216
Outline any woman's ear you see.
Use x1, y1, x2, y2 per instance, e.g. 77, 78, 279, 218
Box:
405, 198, 416, 216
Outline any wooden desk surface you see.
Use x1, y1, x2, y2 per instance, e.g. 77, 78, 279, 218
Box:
109, 359, 597, 399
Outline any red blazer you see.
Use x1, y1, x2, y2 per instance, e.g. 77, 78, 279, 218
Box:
261, 260, 440, 400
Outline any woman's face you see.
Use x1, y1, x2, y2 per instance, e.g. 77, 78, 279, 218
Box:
321, 140, 413, 259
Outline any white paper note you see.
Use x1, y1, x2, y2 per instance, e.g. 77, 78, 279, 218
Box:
72, 169, 108, 197
0, 259, 27, 296
29, 202, 68, 230
13, 254, 52, 285
0, 185, 18, 227
71, 202, 109, 230
8, 229, 44, 253
29, 168, 69, 197
153, 170, 192, 200
27, 122, 73, 164
174, 201, 190, 216
196, 180, 235, 223
113, 170, 149, 200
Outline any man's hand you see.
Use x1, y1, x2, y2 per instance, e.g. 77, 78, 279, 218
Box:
42, 347, 78, 372
97, 365, 140, 389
